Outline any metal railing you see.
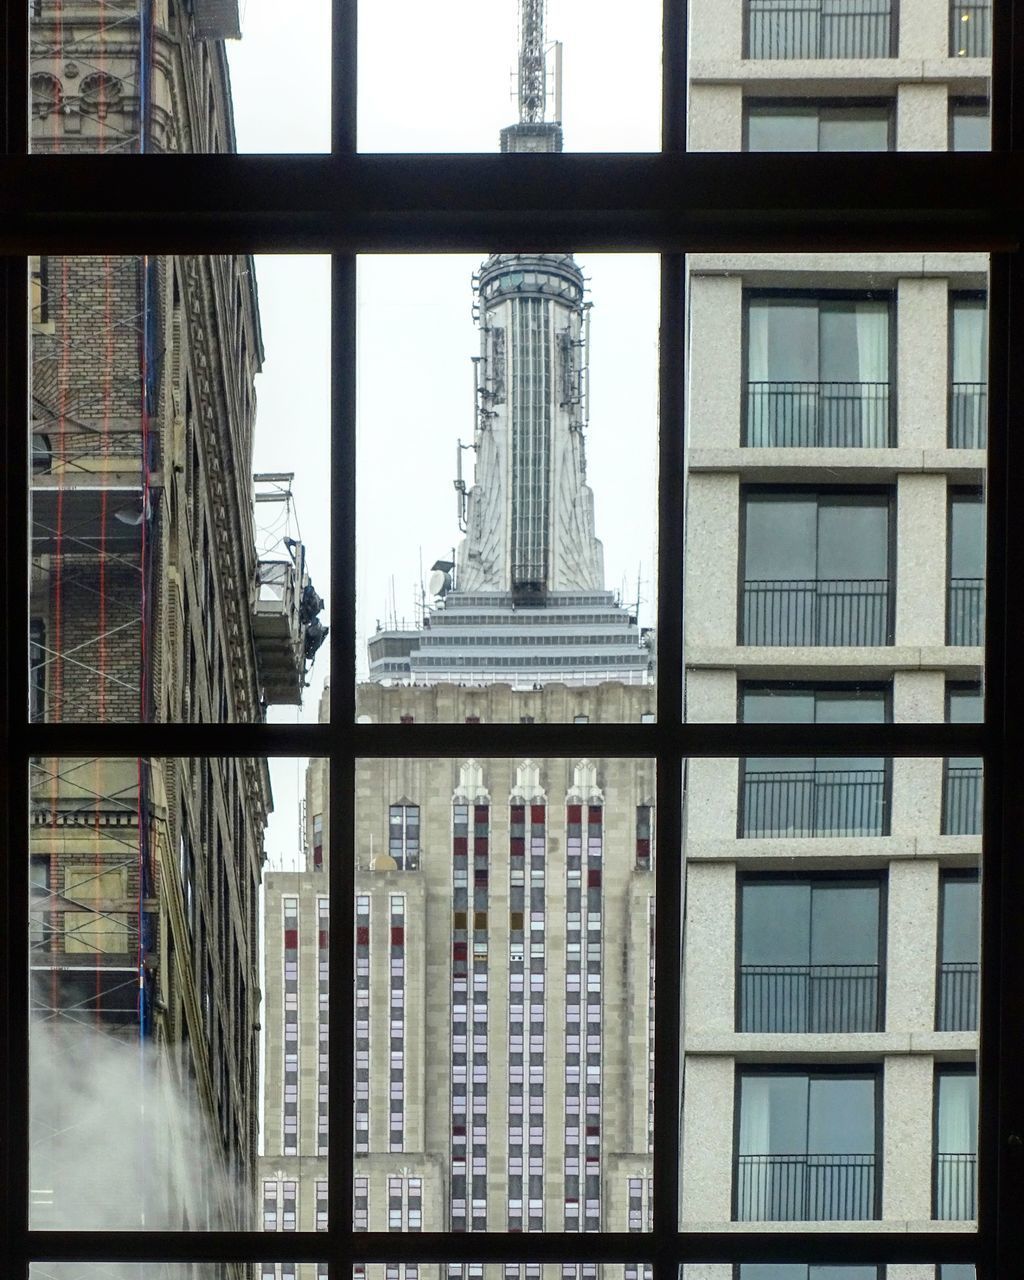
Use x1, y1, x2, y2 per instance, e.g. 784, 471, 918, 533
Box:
942, 762, 982, 834
949, 382, 987, 448
742, 578, 890, 645
949, 2, 992, 57
947, 578, 984, 646
935, 1152, 977, 1219
741, 767, 888, 837
746, 381, 892, 447
936, 961, 979, 1031
746, 0, 894, 59
740, 963, 881, 1031
736, 1152, 877, 1220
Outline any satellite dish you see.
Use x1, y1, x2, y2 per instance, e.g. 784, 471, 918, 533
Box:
428, 568, 450, 598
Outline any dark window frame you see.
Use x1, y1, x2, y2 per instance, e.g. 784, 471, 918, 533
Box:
0, 0, 1017, 1274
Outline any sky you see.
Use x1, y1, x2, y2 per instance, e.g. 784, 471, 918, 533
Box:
226, 1, 663, 868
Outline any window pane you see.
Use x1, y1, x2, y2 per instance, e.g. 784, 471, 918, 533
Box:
355, 756, 655, 1234
357, 255, 657, 721
29, 755, 317, 1231
818, 107, 890, 151
358, 1, 660, 152
27, 254, 331, 724
29, 1, 330, 154
950, 102, 990, 151
746, 107, 821, 151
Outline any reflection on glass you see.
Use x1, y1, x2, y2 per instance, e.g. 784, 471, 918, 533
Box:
28, 754, 299, 1233
29, 254, 330, 724
357, 254, 657, 721
353, 756, 656, 1234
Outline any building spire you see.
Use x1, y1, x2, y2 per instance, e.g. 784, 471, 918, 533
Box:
518, 0, 547, 124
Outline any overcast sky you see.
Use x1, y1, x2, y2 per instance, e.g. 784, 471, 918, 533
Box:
227, 1, 662, 867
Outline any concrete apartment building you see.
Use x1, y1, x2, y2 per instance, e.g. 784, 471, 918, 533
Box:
28, 0, 325, 1239
682, 2, 986, 1278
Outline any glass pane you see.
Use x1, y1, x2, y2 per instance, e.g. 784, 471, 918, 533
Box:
357, 255, 658, 721
683, 758, 980, 1229
355, 756, 655, 1233
28, 253, 331, 724
950, 101, 990, 151
28, 755, 321, 1232
29, 1, 330, 154
358, 1, 661, 153
29, 1269, 288, 1280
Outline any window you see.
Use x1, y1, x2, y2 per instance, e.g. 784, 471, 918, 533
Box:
737, 1269, 883, 1280
943, 682, 983, 835
949, 2, 992, 57
947, 489, 985, 646
949, 98, 991, 151
949, 293, 988, 447
935, 1068, 978, 1220
739, 875, 884, 1031
741, 490, 894, 646
388, 803, 421, 869
937, 872, 980, 1031
745, 102, 893, 152
735, 1069, 880, 1220
745, 0, 896, 59
740, 684, 890, 836
745, 294, 893, 447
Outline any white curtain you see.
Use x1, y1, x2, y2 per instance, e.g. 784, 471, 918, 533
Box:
853, 304, 889, 446
739, 1077, 773, 1218
748, 305, 771, 445
938, 1074, 977, 1153
953, 305, 986, 384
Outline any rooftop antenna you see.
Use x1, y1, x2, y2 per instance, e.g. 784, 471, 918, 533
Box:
518, 0, 547, 124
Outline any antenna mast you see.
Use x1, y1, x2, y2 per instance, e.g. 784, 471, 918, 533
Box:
518, 0, 547, 123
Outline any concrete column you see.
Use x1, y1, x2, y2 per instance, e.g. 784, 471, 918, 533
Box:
689, 85, 744, 152
685, 473, 741, 648
897, 277, 949, 451
899, 0, 951, 59
686, 668, 738, 723
680, 1055, 735, 1225
686, 757, 740, 842
895, 473, 948, 647
894, 669, 946, 723
689, 274, 744, 450
885, 859, 940, 1033
684, 862, 737, 1038
882, 1054, 936, 1221
689, 0, 745, 62
898, 83, 952, 150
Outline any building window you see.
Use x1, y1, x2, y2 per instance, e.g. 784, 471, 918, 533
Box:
388, 803, 421, 870
740, 685, 891, 837
635, 804, 653, 870
355, 894, 370, 1155
943, 682, 983, 835
735, 1069, 880, 1221
745, 293, 893, 447
29, 854, 51, 952
937, 871, 980, 1032
738, 874, 884, 1032
389, 894, 406, 1152
745, 101, 893, 152
741, 489, 893, 646
935, 1068, 978, 1220
949, 1, 992, 57
29, 618, 46, 723
949, 293, 987, 448
736, 1269, 883, 1279
312, 812, 324, 870
949, 97, 990, 151
745, 0, 895, 59
947, 488, 985, 646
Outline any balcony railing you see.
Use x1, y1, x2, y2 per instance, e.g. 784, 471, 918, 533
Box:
746, 381, 892, 448
942, 762, 982, 834
746, 0, 894, 59
947, 578, 984, 646
741, 767, 888, 837
936, 961, 980, 1032
742, 578, 890, 646
935, 1152, 977, 1220
949, 383, 987, 448
950, 2, 992, 57
739, 963, 881, 1032
736, 1152, 877, 1220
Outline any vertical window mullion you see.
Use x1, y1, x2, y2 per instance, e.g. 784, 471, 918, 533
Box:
333, 0, 358, 155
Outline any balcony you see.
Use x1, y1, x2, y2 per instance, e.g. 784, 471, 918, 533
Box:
942, 762, 982, 834
936, 961, 979, 1032
736, 1153, 877, 1220
950, 2, 992, 57
741, 767, 888, 837
947, 577, 984, 646
746, 380, 892, 448
949, 383, 987, 449
740, 963, 881, 1032
746, 0, 894, 59
742, 578, 890, 646
935, 1152, 977, 1219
